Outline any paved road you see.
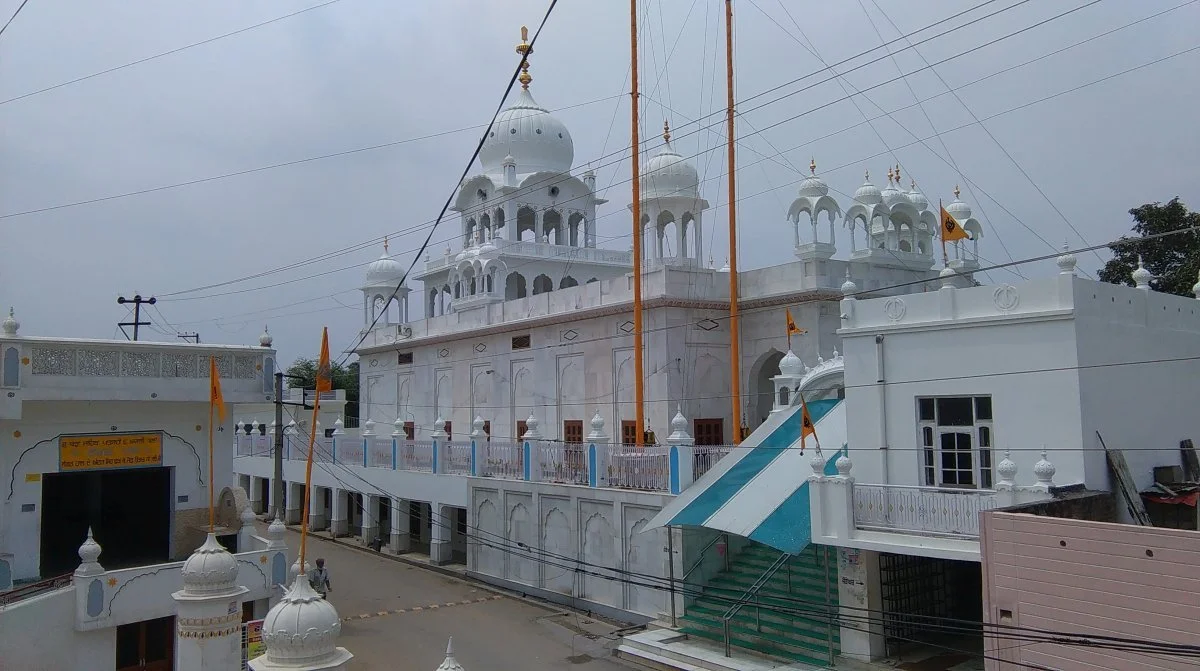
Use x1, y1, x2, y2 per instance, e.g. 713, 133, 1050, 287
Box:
267, 525, 637, 671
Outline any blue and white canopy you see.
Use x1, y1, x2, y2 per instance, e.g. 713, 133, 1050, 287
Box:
645, 399, 845, 554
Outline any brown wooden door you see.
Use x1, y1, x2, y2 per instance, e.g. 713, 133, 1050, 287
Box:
443, 422, 451, 440
517, 420, 528, 440
563, 420, 584, 444
403, 421, 415, 441
116, 616, 174, 671
693, 418, 724, 446
482, 420, 491, 441
563, 420, 585, 480
621, 420, 638, 446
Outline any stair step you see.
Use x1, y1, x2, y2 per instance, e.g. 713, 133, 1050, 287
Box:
679, 624, 833, 668
684, 603, 839, 635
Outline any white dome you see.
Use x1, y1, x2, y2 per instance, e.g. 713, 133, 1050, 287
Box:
479, 89, 574, 175
907, 183, 929, 211
260, 574, 349, 666
180, 533, 240, 595
853, 172, 881, 205
1, 307, 19, 337
797, 159, 829, 198
259, 326, 273, 348
365, 253, 406, 287
946, 191, 972, 221
779, 350, 804, 378
880, 180, 908, 209
642, 127, 699, 199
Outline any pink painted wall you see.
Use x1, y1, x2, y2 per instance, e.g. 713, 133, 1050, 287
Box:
981, 512, 1200, 671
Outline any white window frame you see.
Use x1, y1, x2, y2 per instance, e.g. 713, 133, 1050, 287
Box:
917, 396, 995, 489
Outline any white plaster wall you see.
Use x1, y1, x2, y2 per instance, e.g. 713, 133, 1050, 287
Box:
841, 277, 1086, 487
468, 479, 673, 618
0, 588, 114, 671
1072, 280, 1200, 497
1, 401, 236, 581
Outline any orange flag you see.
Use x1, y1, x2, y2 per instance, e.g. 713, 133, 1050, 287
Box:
786, 309, 806, 337
209, 356, 227, 423
940, 205, 969, 243
800, 395, 816, 454
315, 328, 332, 393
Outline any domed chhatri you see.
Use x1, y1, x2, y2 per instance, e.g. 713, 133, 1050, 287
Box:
853, 170, 882, 205
364, 238, 406, 288
252, 574, 352, 670
259, 325, 274, 348
945, 184, 973, 222
797, 158, 830, 198
641, 120, 700, 200
778, 350, 805, 378
478, 27, 574, 175
180, 533, 240, 595
1, 307, 19, 337
906, 179, 929, 211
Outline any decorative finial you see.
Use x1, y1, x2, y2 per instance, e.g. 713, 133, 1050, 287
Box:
910, 179, 916, 190
894, 164, 901, 183
886, 166, 894, 184
383, 235, 389, 254
810, 158, 817, 175
864, 168, 869, 182
1133, 255, 1153, 290
515, 26, 533, 89
953, 184, 961, 199
663, 120, 671, 143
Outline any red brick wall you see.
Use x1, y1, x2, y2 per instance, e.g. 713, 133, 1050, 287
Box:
981, 512, 1200, 670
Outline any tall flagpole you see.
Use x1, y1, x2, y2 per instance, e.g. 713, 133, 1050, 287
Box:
940, 198, 948, 265
725, 0, 744, 444
297, 394, 322, 571
208, 403, 215, 533
630, 0, 646, 449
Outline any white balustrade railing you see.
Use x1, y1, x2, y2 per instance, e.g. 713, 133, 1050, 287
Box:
335, 440, 365, 467
441, 442, 472, 475
481, 442, 523, 479
367, 437, 393, 469
692, 444, 734, 480
537, 443, 587, 485
401, 441, 434, 472
852, 484, 1000, 538
606, 446, 671, 491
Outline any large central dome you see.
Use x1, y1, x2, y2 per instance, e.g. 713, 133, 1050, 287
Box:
479, 88, 574, 175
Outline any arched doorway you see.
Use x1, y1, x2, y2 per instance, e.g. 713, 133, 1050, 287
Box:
749, 350, 784, 431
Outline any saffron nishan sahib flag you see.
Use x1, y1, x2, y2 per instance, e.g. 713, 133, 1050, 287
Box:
209, 356, 227, 423
315, 327, 332, 393
940, 206, 970, 243
786, 309, 806, 337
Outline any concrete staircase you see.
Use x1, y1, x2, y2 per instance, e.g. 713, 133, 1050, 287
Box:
678, 544, 839, 668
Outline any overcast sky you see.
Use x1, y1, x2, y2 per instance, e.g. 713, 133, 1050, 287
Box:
1, 0, 1197, 367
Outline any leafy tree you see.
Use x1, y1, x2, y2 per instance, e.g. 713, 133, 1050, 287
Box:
1098, 198, 1200, 297
285, 357, 359, 421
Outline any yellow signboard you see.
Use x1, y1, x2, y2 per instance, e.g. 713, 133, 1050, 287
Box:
60, 432, 163, 471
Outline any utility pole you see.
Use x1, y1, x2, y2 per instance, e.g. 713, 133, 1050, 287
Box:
177, 332, 200, 344
117, 294, 156, 341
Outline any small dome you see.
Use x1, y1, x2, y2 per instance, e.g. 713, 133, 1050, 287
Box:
718, 258, 730, 273
642, 124, 699, 200
880, 174, 908, 208
365, 253, 406, 288
1056, 241, 1077, 275
997, 450, 1017, 484
670, 407, 688, 434
260, 574, 350, 666
946, 186, 972, 221
259, 325, 273, 348
841, 270, 858, 296
479, 89, 574, 175
853, 171, 881, 205
906, 182, 929, 211
436, 638, 465, 671
1, 307, 19, 337
180, 533, 240, 595
797, 159, 828, 198
1132, 256, 1153, 290
779, 350, 804, 378
589, 411, 605, 434
76, 527, 104, 576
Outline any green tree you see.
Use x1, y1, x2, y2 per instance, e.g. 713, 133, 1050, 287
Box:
1098, 198, 1200, 297
285, 357, 359, 421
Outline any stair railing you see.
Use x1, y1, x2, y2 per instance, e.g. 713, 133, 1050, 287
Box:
720, 552, 791, 657
681, 532, 727, 582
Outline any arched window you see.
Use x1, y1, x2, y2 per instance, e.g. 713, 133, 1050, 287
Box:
262, 357, 275, 395
778, 386, 790, 406
2, 347, 19, 388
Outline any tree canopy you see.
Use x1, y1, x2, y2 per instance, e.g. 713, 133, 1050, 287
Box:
285, 357, 359, 420
1098, 198, 1200, 297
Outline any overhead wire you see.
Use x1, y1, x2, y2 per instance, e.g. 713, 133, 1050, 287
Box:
0, 0, 30, 40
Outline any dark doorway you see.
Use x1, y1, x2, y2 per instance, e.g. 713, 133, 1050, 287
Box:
116, 615, 174, 671
41, 467, 172, 578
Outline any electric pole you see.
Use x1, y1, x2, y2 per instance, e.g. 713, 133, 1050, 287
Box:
177, 332, 200, 344
275, 373, 314, 522
117, 294, 156, 341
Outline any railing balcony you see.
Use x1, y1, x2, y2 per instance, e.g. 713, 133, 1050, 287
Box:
852, 484, 1000, 538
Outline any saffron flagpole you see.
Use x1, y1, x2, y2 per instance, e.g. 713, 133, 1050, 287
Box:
298, 327, 332, 572
208, 355, 227, 533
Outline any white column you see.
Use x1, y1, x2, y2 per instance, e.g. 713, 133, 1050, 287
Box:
838, 548, 886, 661
331, 489, 348, 537
308, 485, 326, 531
389, 498, 410, 553
430, 503, 454, 566
361, 494, 380, 545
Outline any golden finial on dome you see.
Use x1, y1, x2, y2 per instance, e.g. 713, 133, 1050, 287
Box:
810, 158, 817, 175
383, 235, 389, 254
886, 166, 894, 184
864, 169, 870, 182
894, 164, 901, 183
515, 26, 533, 89
663, 120, 671, 143
953, 184, 961, 199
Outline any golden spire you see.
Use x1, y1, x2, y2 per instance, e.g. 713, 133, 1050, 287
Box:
886, 166, 894, 185
383, 235, 389, 254
953, 184, 961, 199
663, 120, 671, 143
894, 164, 901, 183
515, 26, 533, 90
809, 158, 817, 175
864, 169, 870, 182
